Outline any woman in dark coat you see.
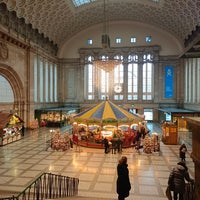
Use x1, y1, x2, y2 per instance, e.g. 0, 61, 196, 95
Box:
179, 143, 187, 162
117, 156, 131, 200
168, 161, 192, 200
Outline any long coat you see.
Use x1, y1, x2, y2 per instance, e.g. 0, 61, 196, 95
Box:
117, 163, 131, 198
168, 163, 191, 193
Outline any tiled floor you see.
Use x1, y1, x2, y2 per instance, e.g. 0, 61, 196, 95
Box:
0, 123, 194, 200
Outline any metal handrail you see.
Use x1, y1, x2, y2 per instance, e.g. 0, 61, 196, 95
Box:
0, 173, 79, 200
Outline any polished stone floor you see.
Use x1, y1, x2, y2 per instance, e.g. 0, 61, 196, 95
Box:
0, 123, 194, 200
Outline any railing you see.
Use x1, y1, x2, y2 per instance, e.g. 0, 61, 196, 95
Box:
0, 173, 79, 200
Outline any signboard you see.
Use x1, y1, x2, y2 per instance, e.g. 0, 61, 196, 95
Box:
165, 66, 174, 98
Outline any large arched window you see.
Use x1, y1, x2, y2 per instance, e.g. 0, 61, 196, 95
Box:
83, 48, 156, 102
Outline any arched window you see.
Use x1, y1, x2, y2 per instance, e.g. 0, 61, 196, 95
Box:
83, 49, 156, 102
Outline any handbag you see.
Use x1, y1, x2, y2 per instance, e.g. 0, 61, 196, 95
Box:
166, 186, 172, 200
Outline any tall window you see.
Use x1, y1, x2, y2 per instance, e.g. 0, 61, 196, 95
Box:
54, 64, 58, 102
142, 54, 153, 100
128, 54, 138, 100
185, 58, 200, 103
83, 49, 156, 102
45, 61, 49, 102
34, 55, 38, 102
100, 69, 110, 100
84, 56, 95, 100
49, 63, 53, 102
39, 60, 44, 102
34, 55, 57, 103
113, 65, 123, 100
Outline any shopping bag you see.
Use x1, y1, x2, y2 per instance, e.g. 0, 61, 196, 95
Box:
166, 186, 172, 200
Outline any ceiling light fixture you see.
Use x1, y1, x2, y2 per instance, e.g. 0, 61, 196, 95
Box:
93, 0, 122, 72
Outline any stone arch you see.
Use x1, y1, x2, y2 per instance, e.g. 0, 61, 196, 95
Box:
0, 63, 24, 119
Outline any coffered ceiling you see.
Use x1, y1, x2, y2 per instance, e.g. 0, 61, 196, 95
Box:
1, 0, 200, 53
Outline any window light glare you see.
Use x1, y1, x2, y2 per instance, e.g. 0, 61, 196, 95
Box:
72, 0, 96, 7
131, 37, 136, 43
87, 39, 93, 45
146, 36, 152, 43
116, 37, 122, 44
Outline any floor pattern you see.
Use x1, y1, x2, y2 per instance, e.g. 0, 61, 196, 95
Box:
0, 123, 194, 200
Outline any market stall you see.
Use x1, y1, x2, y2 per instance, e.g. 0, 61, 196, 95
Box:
72, 100, 144, 148
35, 106, 80, 128
0, 112, 23, 146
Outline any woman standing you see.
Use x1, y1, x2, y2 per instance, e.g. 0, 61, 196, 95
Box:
117, 156, 131, 200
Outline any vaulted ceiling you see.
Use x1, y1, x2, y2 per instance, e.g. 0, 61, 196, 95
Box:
1, 0, 200, 55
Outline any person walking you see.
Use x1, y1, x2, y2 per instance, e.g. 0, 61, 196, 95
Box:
117, 156, 131, 200
117, 138, 123, 153
103, 137, 109, 154
179, 143, 187, 162
167, 161, 192, 200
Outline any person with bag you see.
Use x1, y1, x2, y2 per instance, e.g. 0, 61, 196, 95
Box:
167, 161, 192, 200
117, 156, 131, 200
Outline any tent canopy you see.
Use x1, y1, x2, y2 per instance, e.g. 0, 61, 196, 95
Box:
73, 100, 143, 125
0, 112, 24, 129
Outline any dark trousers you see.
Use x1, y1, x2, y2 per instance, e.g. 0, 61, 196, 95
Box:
105, 145, 109, 153
174, 191, 183, 200
118, 194, 125, 200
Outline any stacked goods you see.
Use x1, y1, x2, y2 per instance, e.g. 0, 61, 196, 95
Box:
143, 133, 160, 153
51, 131, 71, 151
143, 135, 152, 154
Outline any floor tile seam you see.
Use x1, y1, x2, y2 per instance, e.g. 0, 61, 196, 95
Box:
0, 163, 44, 184
86, 153, 114, 191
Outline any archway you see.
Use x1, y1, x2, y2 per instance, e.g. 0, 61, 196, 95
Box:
0, 64, 24, 121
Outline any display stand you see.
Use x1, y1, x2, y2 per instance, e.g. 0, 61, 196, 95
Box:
162, 123, 178, 145
0, 112, 23, 146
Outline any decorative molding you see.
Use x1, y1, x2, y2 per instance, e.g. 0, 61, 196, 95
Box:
0, 30, 29, 50
0, 41, 8, 60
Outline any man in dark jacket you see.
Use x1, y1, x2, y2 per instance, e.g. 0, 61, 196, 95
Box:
168, 162, 192, 200
103, 137, 109, 154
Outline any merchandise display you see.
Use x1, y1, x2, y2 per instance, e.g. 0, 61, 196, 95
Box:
143, 133, 160, 153
0, 112, 23, 146
35, 107, 80, 128
30, 119, 39, 129
49, 130, 72, 151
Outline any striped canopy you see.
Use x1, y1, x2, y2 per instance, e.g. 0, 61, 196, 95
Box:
73, 100, 143, 125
